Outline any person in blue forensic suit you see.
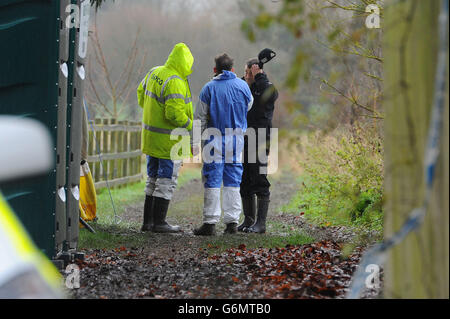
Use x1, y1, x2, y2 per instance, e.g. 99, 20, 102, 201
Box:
193, 53, 253, 236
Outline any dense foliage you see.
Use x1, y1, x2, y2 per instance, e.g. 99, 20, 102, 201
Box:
284, 124, 383, 233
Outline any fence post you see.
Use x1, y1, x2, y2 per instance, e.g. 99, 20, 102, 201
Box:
117, 120, 124, 187
94, 118, 102, 183
110, 118, 117, 181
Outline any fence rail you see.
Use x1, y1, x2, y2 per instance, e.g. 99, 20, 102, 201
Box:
88, 118, 143, 189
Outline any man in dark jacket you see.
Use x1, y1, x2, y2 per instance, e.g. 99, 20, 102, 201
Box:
239, 59, 278, 233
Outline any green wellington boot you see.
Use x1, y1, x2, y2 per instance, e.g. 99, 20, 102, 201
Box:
224, 223, 237, 234
237, 195, 256, 232
152, 197, 181, 233
246, 196, 270, 234
193, 223, 216, 236
140, 195, 154, 232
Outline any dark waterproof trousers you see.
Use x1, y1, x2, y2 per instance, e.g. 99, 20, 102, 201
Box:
240, 135, 271, 198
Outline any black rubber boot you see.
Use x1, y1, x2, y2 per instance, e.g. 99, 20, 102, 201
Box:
152, 197, 181, 233
224, 223, 237, 235
237, 195, 256, 232
140, 195, 154, 232
193, 223, 216, 236
246, 196, 270, 234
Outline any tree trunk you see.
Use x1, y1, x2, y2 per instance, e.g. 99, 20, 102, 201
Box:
383, 0, 449, 298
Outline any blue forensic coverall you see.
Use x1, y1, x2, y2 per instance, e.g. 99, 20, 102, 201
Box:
195, 70, 253, 224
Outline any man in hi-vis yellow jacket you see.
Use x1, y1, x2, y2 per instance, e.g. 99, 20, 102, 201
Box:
137, 43, 194, 233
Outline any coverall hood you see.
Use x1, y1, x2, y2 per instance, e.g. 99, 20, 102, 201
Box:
213, 70, 236, 81
164, 43, 194, 78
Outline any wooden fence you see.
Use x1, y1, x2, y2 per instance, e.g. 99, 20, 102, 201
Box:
87, 119, 143, 189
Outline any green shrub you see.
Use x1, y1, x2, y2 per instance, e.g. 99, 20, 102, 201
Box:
284, 124, 384, 233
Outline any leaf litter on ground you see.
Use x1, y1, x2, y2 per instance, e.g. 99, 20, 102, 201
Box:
68, 240, 380, 299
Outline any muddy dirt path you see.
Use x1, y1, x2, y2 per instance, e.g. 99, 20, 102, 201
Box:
68, 171, 380, 299
112, 171, 303, 257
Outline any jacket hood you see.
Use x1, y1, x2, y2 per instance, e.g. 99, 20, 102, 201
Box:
213, 70, 237, 81
164, 43, 194, 78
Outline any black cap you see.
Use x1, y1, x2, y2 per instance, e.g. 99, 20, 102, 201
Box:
258, 48, 276, 68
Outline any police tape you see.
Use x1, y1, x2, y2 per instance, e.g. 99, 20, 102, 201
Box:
346, 0, 449, 299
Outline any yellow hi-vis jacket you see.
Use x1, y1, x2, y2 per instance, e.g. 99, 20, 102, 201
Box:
137, 43, 194, 160
0, 193, 62, 298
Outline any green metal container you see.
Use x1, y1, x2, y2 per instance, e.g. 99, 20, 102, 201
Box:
0, 0, 65, 259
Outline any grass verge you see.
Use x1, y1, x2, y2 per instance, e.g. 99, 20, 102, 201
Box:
78, 166, 201, 249
203, 231, 315, 255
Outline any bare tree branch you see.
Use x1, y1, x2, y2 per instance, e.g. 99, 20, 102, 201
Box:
87, 13, 145, 119
321, 79, 384, 119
